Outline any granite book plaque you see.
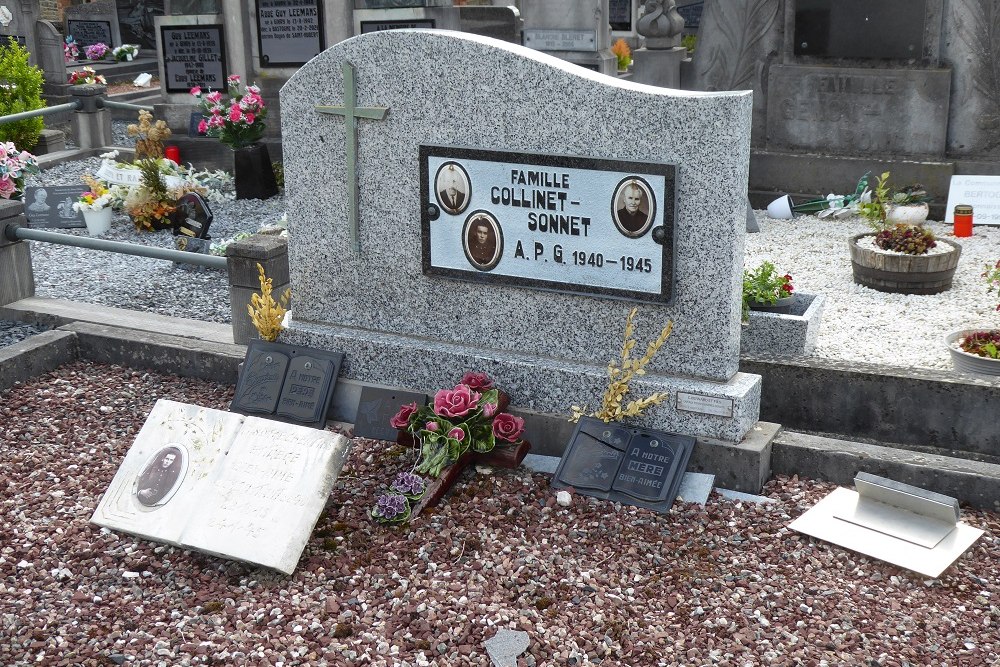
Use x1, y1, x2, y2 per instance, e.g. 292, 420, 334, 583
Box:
353, 387, 427, 442
551, 416, 694, 513
68, 19, 113, 49
420, 146, 676, 303
256, 0, 324, 67
160, 24, 227, 93
231, 341, 344, 428
23, 185, 87, 229
91, 399, 351, 575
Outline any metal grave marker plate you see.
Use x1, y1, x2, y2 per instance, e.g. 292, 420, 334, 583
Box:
420, 146, 676, 303
23, 185, 87, 229
360, 19, 435, 33
523, 29, 596, 51
353, 387, 428, 442
231, 341, 344, 428
160, 24, 227, 93
552, 416, 695, 513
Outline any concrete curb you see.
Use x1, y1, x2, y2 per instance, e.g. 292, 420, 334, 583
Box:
0, 330, 78, 393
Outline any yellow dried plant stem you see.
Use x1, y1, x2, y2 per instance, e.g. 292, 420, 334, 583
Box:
247, 262, 288, 341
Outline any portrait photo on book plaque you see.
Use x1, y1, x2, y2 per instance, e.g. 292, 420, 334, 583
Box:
462, 210, 503, 271
435, 160, 471, 216
133, 444, 188, 509
611, 176, 656, 238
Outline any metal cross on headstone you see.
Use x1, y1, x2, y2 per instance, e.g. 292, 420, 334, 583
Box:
315, 61, 389, 255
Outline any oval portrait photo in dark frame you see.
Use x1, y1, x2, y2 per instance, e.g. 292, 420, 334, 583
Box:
462, 211, 504, 271
434, 161, 471, 216
611, 176, 656, 238
133, 444, 188, 509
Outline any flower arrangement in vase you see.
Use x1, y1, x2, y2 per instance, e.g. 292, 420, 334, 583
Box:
84, 43, 109, 61
611, 38, 633, 72
63, 36, 79, 63
374, 372, 525, 524
742, 260, 794, 321
68, 66, 107, 86
112, 44, 139, 62
0, 142, 39, 200
190, 76, 268, 150
72, 175, 114, 236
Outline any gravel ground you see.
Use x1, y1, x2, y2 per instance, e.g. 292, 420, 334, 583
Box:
2, 361, 1000, 666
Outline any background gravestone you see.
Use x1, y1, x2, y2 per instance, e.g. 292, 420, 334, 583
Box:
117, 0, 164, 49
65, 0, 122, 50
279, 30, 761, 444
0, 0, 41, 67
520, 0, 617, 75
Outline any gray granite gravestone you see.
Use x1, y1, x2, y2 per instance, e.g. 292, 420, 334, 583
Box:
92, 399, 351, 575
65, 1, 122, 50
0, 0, 40, 66
279, 30, 761, 444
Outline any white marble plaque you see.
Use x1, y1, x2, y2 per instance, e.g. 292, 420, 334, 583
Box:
92, 400, 351, 574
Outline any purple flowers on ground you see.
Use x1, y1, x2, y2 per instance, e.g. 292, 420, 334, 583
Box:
373, 493, 408, 521
391, 472, 425, 497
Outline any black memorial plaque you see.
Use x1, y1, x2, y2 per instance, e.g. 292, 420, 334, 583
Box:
189, 112, 207, 137
231, 341, 344, 428
23, 185, 87, 229
256, 0, 324, 67
794, 0, 926, 60
1, 35, 27, 48
609, 0, 632, 31
353, 387, 428, 442
675, 1, 703, 30
232, 346, 290, 414
68, 20, 114, 49
160, 25, 227, 93
552, 416, 694, 513
171, 192, 213, 239
360, 19, 435, 33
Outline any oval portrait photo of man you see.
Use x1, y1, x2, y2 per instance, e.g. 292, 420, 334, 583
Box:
463, 211, 503, 271
611, 176, 656, 238
434, 161, 471, 216
133, 444, 188, 508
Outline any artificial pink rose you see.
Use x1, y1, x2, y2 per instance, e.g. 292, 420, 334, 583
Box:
460, 371, 494, 391
228, 106, 242, 122
492, 413, 525, 443
389, 402, 418, 430
482, 402, 497, 418
0, 175, 16, 199
197, 119, 208, 134
447, 427, 465, 441
425, 421, 439, 432
189, 86, 201, 96
243, 112, 255, 125
433, 384, 481, 418
206, 91, 222, 104
227, 74, 241, 83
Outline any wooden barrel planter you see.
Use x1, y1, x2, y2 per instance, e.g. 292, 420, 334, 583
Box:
849, 233, 962, 295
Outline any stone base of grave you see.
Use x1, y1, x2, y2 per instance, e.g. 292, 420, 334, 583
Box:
282, 322, 762, 444
740, 293, 825, 357
631, 47, 687, 89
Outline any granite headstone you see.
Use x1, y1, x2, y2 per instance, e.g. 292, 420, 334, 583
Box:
160, 24, 227, 93
256, 0, 324, 67
0, 0, 40, 66
279, 30, 761, 443
91, 399, 351, 575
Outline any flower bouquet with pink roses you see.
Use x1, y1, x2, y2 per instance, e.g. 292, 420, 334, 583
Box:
190, 75, 268, 150
0, 142, 39, 200
371, 372, 525, 524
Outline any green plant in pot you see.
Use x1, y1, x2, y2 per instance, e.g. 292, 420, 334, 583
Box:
742, 261, 794, 322
947, 260, 1000, 376
850, 172, 960, 295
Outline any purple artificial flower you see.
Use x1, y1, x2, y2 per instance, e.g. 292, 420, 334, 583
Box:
375, 493, 408, 519
392, 472, 425, 496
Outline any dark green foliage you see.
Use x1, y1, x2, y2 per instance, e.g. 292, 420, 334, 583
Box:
0, 41, 45, 151
271, 161, 284, 188
874, 223, 937, 255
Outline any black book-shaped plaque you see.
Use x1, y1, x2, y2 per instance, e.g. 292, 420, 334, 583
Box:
552, 416, 695, 513
231, 341, 343, 428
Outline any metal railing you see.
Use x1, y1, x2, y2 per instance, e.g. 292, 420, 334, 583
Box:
0, 101, 81, 125
100, 98, 155, 113
4, 224, 227, 270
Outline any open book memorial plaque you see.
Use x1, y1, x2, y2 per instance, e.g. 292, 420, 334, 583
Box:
91, 399, 350, 575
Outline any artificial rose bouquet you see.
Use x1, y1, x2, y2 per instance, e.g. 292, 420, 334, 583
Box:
68, 66, 107, 86
190, 75, 268, 150
0, 142, 39, 200
64, 36, 79, 63
391, 372, 525, 478
84, 43, 109, 61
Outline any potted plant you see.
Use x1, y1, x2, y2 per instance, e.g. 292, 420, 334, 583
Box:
72, 175, 114, 236
191, 76, 278, 200
850, 172, 961, 294
112, 44, 139, 62
611, 38, 632, 73
946, 260, 1000, 376
742, 261, 794, 322
885, 183, 931, 225
0, 142, 39, 201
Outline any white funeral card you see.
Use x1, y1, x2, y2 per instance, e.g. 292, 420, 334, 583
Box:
92, 399, 351, 574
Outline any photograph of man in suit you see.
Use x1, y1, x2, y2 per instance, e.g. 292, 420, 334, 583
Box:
613, 179, 654, 237
27, 188, 50, 214
464, 214, 501, 270
134, 445, 186, 507
436, 162, 470, 215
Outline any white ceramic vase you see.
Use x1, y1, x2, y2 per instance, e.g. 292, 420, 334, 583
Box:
885, 202, 929, 225
83, 207, 113, 236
